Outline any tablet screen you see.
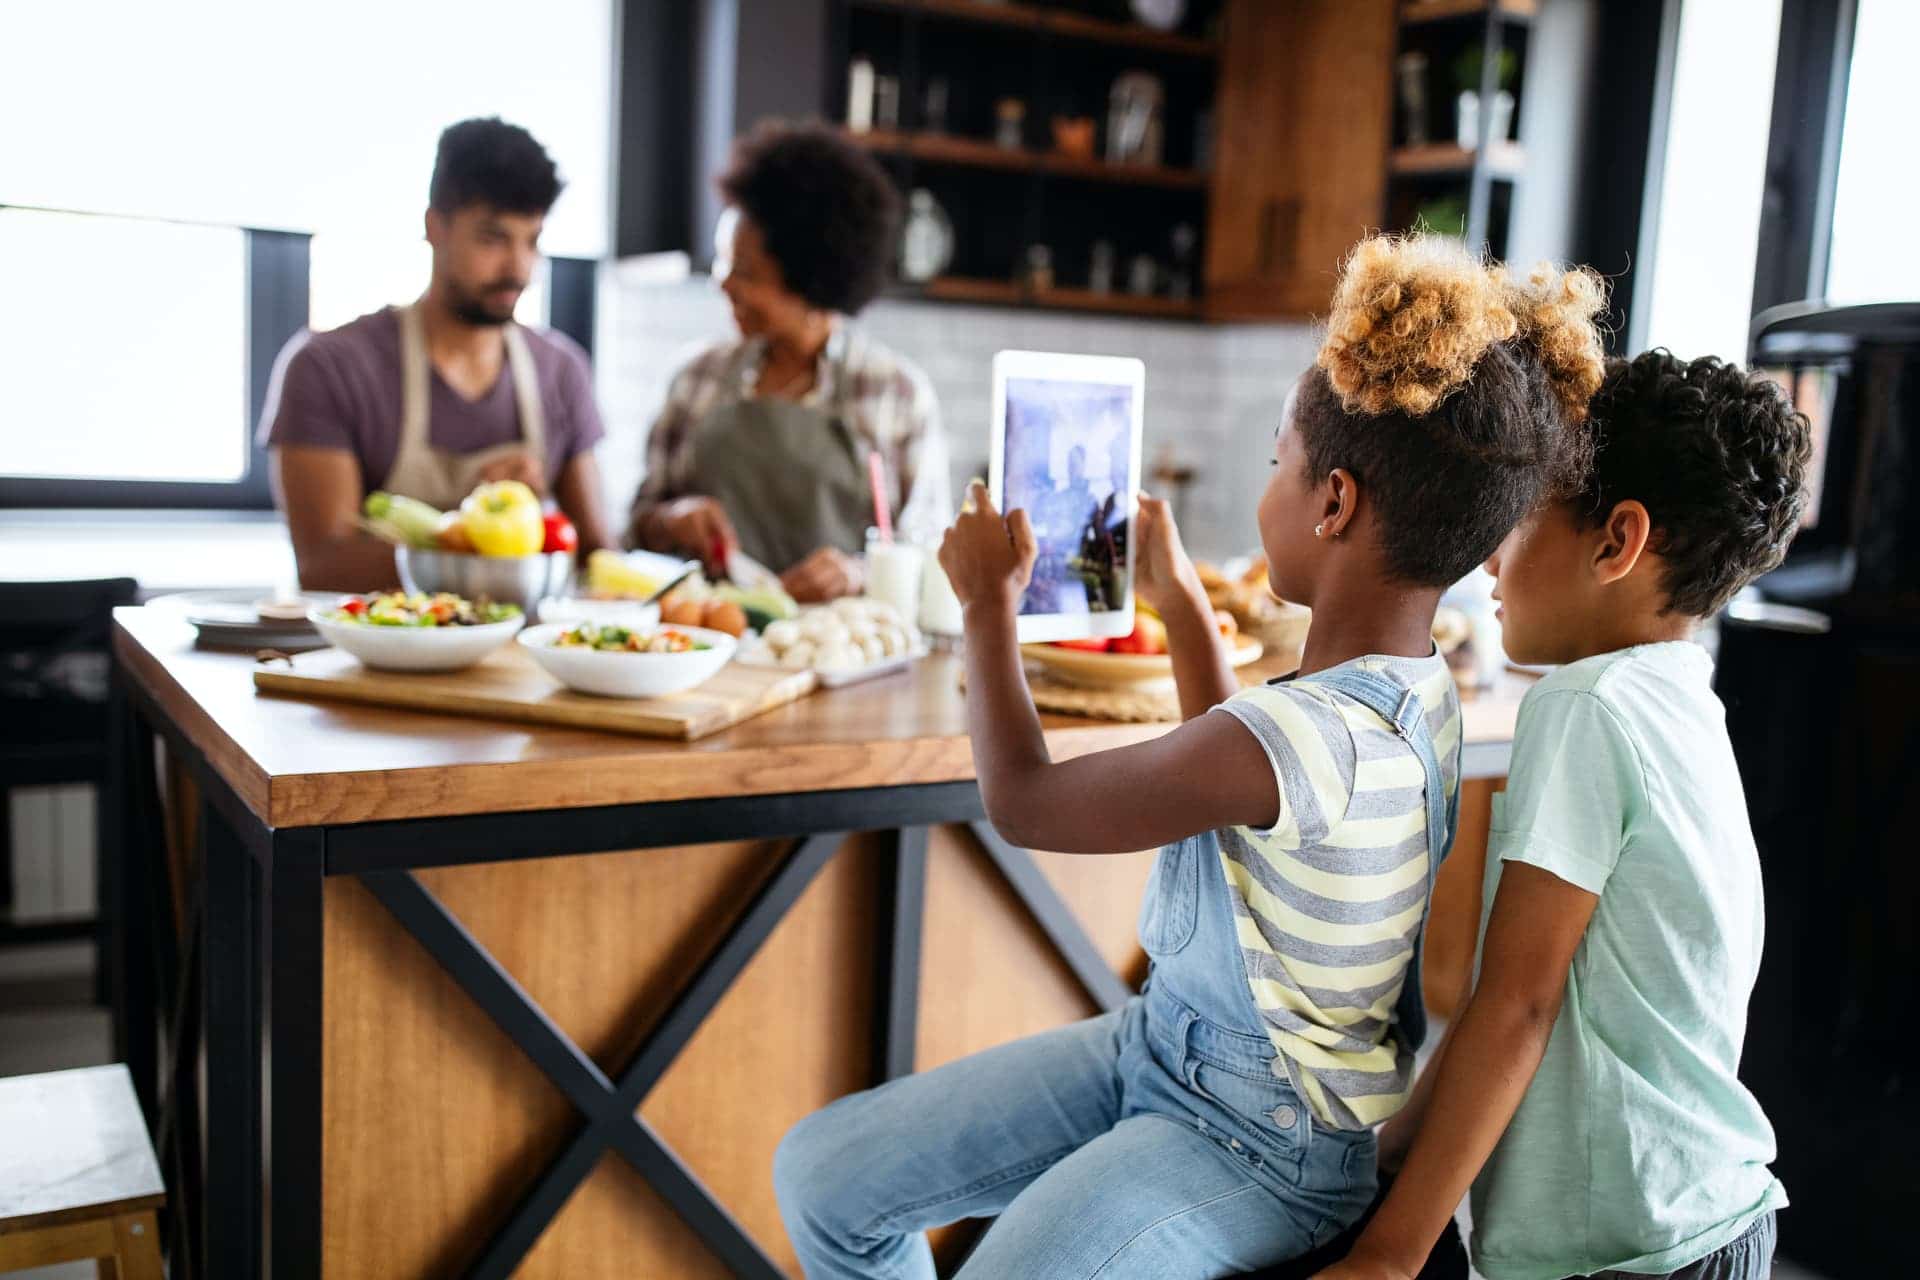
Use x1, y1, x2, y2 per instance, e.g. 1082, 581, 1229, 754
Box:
1003, 375, 1134, 618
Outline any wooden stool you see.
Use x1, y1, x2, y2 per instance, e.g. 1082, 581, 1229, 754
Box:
0, 1065, 165, 1278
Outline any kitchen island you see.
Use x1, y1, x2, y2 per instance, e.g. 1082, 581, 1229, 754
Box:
105, 606, 1523, 1279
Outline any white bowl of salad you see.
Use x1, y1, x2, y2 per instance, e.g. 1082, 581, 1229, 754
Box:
517, 621, 736, 699
310, 592, 525, 672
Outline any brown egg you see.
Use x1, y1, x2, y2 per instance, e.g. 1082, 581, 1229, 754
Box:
701, 599, 748, 637
661, 595, 705, 627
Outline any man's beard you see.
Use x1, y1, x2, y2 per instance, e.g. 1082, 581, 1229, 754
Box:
448, 279, 523, 326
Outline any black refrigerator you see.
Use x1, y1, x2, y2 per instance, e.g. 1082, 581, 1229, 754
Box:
1719, 301, 1920, 1276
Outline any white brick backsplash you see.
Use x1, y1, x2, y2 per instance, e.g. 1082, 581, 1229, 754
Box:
594, 269, 1320, 558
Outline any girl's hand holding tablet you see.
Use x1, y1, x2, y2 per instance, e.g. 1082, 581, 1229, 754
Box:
938, 480, 1037, 616
1130, 492, 1204, 616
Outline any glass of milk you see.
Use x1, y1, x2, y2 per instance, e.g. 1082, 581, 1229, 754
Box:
865, 528, 924, 623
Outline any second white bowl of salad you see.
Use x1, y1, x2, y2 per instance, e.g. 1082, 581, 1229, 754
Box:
309, 592, 525, 672
517, 621, 736, 698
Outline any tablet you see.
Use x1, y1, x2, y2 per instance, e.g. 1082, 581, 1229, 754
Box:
989, 350, 1145, 644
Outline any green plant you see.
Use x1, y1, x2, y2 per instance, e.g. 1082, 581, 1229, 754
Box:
1452, 45, 1519, 93
1412, 194, 1468, 239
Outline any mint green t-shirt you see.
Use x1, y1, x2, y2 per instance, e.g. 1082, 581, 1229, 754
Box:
1469, 642, 1787, 1280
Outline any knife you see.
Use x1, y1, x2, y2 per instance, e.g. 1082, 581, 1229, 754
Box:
724, 546, 783, 593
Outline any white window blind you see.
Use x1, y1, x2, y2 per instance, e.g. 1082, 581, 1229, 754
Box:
0, 1, 611, 257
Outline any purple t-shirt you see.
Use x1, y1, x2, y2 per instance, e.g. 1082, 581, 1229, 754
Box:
257, 306, 604, 490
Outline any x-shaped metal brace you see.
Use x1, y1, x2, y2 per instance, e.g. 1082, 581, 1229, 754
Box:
360, 820, 1133, 1278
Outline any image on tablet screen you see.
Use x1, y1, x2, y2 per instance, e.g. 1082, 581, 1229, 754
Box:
1004, 376, 1132, 617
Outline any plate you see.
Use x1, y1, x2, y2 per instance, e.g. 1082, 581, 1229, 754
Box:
149, 589, 338, 651
734, 641, 928, 689
308, 608, 525, 673
518, 622, 736, 698
1022, 636, 1264, 691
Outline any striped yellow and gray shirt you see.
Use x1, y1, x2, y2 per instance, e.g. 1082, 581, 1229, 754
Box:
1210, 652, 1462, 1130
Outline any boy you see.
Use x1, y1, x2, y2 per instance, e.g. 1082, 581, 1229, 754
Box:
1316, 351, 1813, 1280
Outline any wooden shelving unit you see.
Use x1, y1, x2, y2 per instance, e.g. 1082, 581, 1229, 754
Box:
917, 275, 1203, 318
851, 0, 1220, 59
1385, 0, 1531, 253
1399, 0, 1536, 25
1391, 141, 1525, 179
852, 128, 1210, 190
836, 0, 1222, 321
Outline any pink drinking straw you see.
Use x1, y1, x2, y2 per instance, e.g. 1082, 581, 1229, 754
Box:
868, 449, 893, 543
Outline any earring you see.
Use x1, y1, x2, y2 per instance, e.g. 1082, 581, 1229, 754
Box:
1314, 523, 1326, 538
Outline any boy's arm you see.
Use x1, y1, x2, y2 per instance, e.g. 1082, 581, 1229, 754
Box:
944, 484, 1279, 853
1313, 863, 1599, 1280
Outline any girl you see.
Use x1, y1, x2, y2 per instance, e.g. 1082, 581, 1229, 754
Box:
774, 236, 1606, 1280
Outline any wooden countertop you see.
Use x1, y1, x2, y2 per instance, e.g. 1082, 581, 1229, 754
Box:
114, 607, 1529, 830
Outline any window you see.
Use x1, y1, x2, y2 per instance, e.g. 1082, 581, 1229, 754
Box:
0, 2, 610, 257
0, 208, 247, 483
1636, 0, 1783, 361
1824, 0, 1920, 304
307, 235, 549, 335
1, 1, 609, 503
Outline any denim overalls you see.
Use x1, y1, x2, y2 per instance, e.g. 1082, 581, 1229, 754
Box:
775, 666, 1458, 1280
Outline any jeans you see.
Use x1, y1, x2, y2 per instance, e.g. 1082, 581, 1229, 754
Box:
1577, 1211, 1776, 1280
775, 981, 1377, 1279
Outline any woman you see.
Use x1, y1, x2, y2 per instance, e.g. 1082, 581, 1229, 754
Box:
626, 120, 950, 601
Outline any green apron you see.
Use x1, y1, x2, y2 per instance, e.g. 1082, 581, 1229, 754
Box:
683, 343, 876, 573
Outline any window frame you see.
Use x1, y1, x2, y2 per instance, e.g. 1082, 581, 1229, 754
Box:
0, 228, 598, 511
1749, 0, 1859, 321
0, 224, 309, 511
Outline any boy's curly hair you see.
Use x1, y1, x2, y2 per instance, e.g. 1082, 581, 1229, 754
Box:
1578, 351, 1813, 616
1295, 235, 1609, 586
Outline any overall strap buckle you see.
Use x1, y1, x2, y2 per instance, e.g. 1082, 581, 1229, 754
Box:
1391, 687, 1422, 740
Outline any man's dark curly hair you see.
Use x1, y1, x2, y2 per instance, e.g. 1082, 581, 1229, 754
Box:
718, 119, 901, 315
429, 118, 562, 215
1576, 350, 1813, 617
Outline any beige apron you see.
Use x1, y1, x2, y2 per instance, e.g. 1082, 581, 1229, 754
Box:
382, 301, 547, 510
683, 342, 874, 573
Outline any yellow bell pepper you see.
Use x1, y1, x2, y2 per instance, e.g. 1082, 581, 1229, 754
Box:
459, 481, 545, 557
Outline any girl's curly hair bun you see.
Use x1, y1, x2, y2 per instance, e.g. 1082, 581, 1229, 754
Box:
1316, 235, 1610, 424
1316, 235, 1518, 417
1504, 262, 1609, 424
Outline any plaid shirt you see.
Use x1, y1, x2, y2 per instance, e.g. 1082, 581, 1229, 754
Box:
626, 325, 950, 547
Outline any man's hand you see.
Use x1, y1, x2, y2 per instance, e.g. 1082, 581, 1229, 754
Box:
475, 449, 548, 498
781, 546, 863, 603
649, 496, 739, 572
1132, 492, 1203, 617
939, 481, 1036, 615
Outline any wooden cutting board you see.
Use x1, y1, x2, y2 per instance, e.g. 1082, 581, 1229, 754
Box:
252, 644, 819, 740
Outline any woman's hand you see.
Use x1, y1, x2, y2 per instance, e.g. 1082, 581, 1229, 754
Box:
939, 481, 1035, 616
649, 497, 739, 572
1132, 492, 1203, 617
781, 546, 863, 603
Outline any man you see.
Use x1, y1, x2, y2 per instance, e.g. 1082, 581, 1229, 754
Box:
260, 117, 614, 590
